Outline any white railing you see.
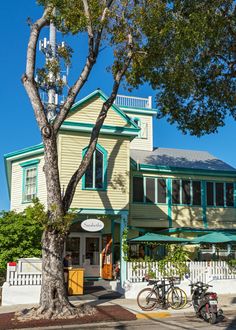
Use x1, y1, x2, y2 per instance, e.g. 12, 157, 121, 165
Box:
115, 94, 152, 109
6, 259, 42, 286
127, 261, 236, 283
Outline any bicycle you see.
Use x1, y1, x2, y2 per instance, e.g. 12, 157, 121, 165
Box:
137, 277, 187, 311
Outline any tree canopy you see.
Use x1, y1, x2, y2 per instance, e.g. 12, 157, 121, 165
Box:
0, 200, 45, 270
128, 0, 236, 136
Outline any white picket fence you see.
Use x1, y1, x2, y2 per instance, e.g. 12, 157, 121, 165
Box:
127, 261, 236, 283
6, 259, 236, 286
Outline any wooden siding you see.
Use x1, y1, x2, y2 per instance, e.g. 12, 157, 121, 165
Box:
10, 155, 47, 212
172, 206, 203, 228
130, 114, 153, 151
129, 204, 169, 228
67, 96, 130, 127
59, 131, 130, 210
206, 208, 236, 229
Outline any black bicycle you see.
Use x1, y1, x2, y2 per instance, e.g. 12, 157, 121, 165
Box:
137, 277, 187, 311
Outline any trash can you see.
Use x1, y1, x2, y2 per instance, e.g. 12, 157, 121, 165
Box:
68, 268, 84, 295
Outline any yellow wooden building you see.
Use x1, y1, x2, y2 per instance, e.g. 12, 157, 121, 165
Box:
4, 89, 236, 284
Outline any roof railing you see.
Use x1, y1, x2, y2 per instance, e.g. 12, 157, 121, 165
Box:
114, 94, 152, 109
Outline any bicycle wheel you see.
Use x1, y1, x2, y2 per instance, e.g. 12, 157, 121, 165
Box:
137, 288, 158, 311
167, 287, 187, 310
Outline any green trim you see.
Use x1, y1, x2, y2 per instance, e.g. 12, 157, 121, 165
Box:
20, 159, 40, 167
4, 144, 44, 197
138, 163, 236, 178
21, 163, 39, 204
82, 143, 108, 191
69, 89, 139, 129
201, 181, 207, 228
4, 143, 44, 159
131, 117, 141, 138
61, 121, 139, 138
76, 208, 128, 215
159, 227, 236, 234
119, 105, 158, 116
120, 212, 128, 286
167, 178, 172, 227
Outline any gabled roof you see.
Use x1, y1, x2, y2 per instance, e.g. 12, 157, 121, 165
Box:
131, 147, 236, 176
63, 89, 140, 135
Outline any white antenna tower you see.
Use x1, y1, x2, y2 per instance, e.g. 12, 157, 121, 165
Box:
37, 8, 69, 122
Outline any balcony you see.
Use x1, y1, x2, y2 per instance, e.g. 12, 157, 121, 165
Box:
114, 94, 152, 109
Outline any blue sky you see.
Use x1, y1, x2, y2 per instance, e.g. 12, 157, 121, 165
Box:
1, 1, 236, 211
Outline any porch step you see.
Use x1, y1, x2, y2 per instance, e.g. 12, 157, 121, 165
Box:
84, 278, 112, 290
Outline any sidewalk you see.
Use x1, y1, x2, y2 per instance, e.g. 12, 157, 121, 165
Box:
0, 293, 235, 317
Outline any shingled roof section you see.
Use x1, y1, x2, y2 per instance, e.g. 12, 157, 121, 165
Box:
130, 148, 236, 172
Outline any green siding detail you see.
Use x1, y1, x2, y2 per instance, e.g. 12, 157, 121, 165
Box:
61, 121, 140, 137
201, 181, 208, 228
82, 143, 108, 191
20, 159, 40, 167
120, 211, 128, 287
139, 163, 236, 178
167, 178, 172, 227
4, 143, 44, 159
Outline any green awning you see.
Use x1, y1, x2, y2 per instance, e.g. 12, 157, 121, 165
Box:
129, 232, 190, 243
190, 232, 236, 244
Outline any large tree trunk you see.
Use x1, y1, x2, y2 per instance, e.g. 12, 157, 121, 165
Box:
39, 230, 74, 318
29, 134, 81, 318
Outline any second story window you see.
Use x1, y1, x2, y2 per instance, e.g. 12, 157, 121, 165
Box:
132, 176, 167, 203
172, 179, 202, 206
83, 144, 107, 190
206, 181, 234, 207
20, 159, 40, 203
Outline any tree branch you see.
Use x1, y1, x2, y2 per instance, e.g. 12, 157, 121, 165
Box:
22, 6, 52, 133
53, 1, 114, 134
62, 34, 134, 212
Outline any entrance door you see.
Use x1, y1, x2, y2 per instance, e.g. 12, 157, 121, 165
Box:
82, 236, 100, 277
66, 233, 101, 277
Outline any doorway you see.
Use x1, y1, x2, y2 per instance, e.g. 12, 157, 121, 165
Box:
66, 233, 101, 277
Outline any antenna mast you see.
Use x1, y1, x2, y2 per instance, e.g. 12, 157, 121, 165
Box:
37, 8, 69, 122
47, 8, 57, 121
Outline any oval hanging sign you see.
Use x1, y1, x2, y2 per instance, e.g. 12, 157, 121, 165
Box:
81, 219, 104, 232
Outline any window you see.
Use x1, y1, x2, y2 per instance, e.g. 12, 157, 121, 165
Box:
172, 180, 180, 204
172, 179, 202, 206
157, 179, 166, 203
192, 181, 202, 206
215, 182, 224, 206
146, 178, 155, 203
132, 176, 167, 204
20, 159, 39, 203
182, 180, 191, 205
206, 182, 214, 206
83, 144, 107, 190
226, 183, 234, 207
133, 177, 144, 202
206, 181, 235, 207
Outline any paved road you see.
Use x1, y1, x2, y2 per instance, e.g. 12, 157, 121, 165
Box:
36, 312, 236, 330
